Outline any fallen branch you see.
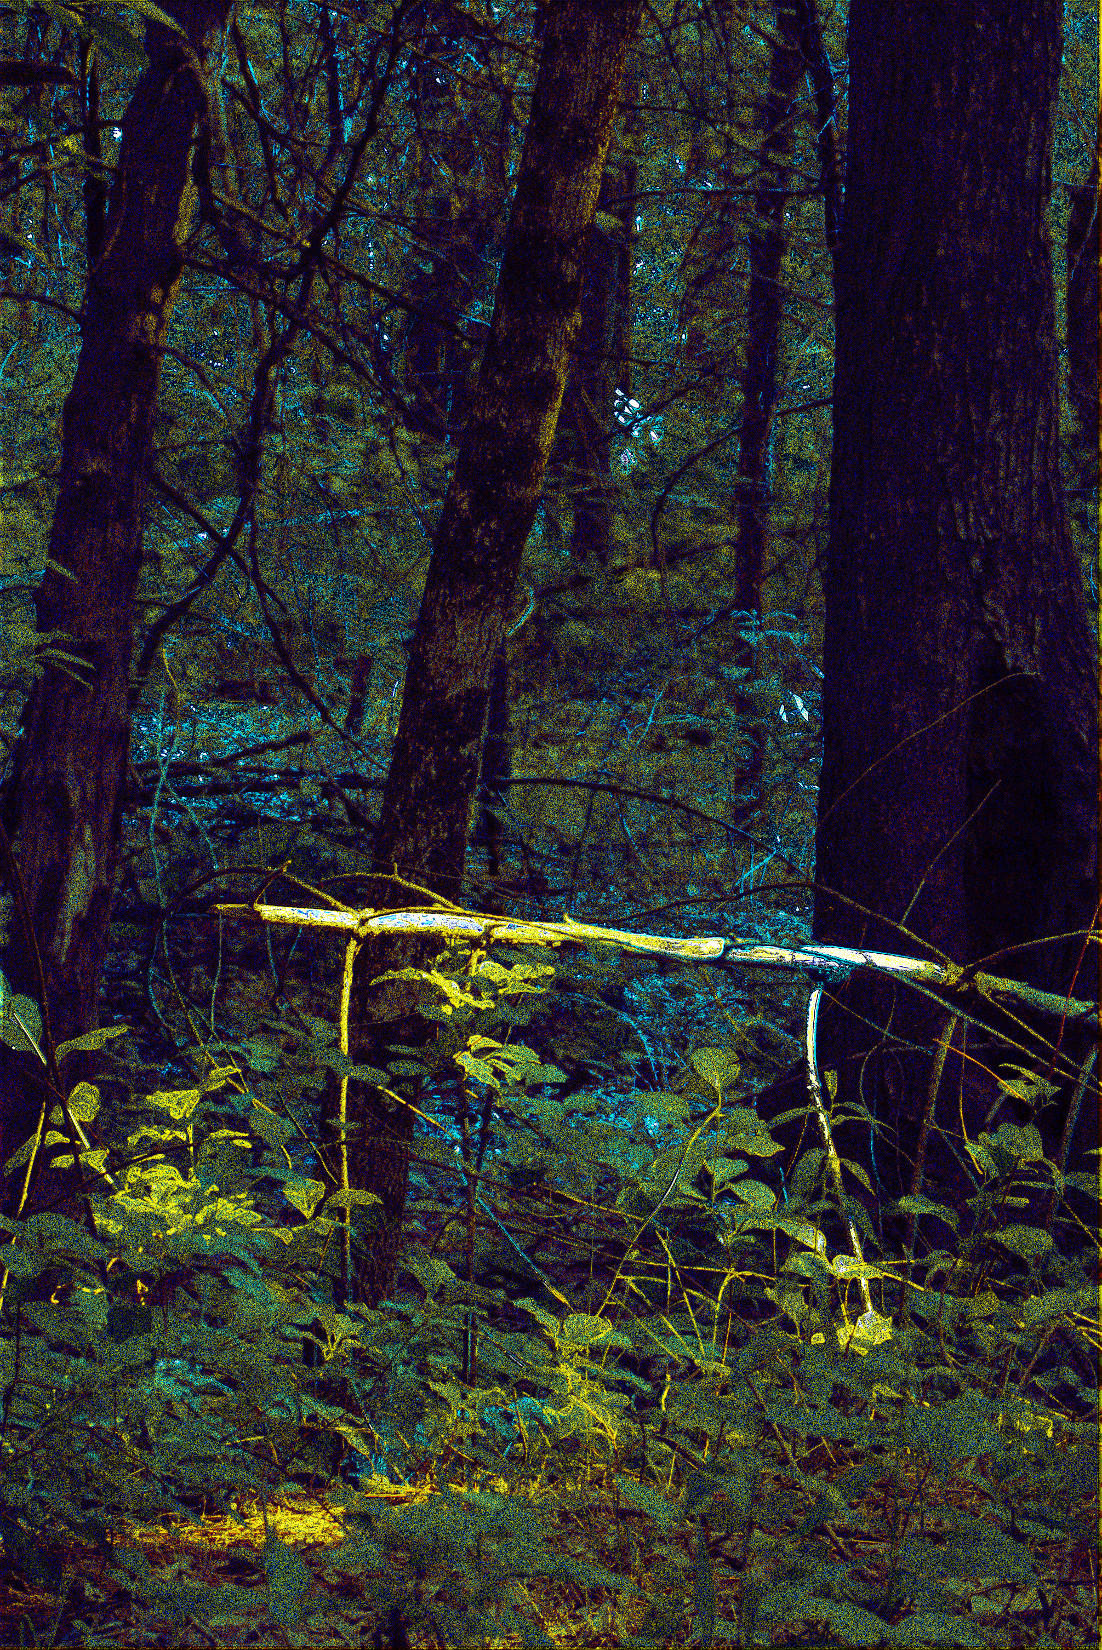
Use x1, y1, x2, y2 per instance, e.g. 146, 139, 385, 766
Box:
213, 897, 1096, 1024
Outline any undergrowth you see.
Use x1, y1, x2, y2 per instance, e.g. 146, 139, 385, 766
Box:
0, 943, 1096, 1648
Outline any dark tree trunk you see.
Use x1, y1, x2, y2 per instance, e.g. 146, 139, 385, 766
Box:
332, 0, 644, 1309
79, 40, 106, 269
728, 1, 806, 828
400, 0, 498, 442
472, 638, 511, 893
799, 0, 842, 304
0, 0, 234, 1225
1064, 149, 1098, 482
813, 1, 1097, 1232
392, 5, 513, 901
562, 156, 637, 568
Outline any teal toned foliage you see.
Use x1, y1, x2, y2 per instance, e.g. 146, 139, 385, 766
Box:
0, 952, 1096, 1642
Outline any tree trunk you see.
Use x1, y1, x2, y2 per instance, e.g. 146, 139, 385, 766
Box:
1064, 148, 1098, 513
399, 1, 498, 442
472, 638, 511, 893
562, 158, 636, 568
728, 1, 806, 828
799, 0, 842, 304
813, 1, 1097, 1232
332, 0, 644, 1309
0, 0, 234, 1225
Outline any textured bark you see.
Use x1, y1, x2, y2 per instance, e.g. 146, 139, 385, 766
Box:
392, 6, 512, 894
562, 157, 636, 567
813, 1, 1098, 1225
0, 0, 233, 1222
399, 0, 499, 442
80, 41, 106, 269
799, 0, 841, 302
729, 1, 806, 828
336, 0, 644, 1308
1064, 150, 1098, 469
473, 638, 511, 889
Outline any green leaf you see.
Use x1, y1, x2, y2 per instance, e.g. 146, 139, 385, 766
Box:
249, 1104, 294, 1146
838, 1157, 874, 1193
65, 1082, 101, 1122
705, 1155, 745, 1191
279, 1175, 325, 1217
560, 1313, 620, 1349
900, 1390, 1005, 1463
792, 1148, 825, 1198
830, 1254, 886, 1283
404, 1251, 460, 1297
99, 0, 186, 36
888, 1613, 987, 1645
78, 8, 149, 70
263, 1531, 311, 1627
1021, 1285, 1096, 1323
996, 1067, 1061, 1108
843, 1309, 894, 1353
146, 1086, 202, 1120
241, 1034, 284, 1073
692, 1518, 716, 1644
56, 1024, 129, 1056
614, 1475, 680, 1531
760, 1590, 894, 1645
323, 1187, 382, 1211
689, 1046, 741, 1092
774, 1213, 827, 1252
722, 1106, 784, 1157
990, 1120, 1046, 1158
891, 1194, 959, 1229
0, 988, 43, 1055
730, 1178, 776, 1206
991, 1224, 1053, 1260
967, 1137, 999, 1176
3, 1132, 38, 1176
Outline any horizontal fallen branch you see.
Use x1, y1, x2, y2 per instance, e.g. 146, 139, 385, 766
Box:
212, 893, 1094, 1347
213, 899, 1096, 1024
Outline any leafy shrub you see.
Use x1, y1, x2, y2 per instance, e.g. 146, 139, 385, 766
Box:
0, 955, 1096, 1646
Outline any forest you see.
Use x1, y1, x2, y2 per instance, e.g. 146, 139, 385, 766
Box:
0, 0, 1097, 1644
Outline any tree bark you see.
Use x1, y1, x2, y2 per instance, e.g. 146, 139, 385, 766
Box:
0, 0, 234, 1223
813, 1, 1098, 1230
472, 638, 511, 891
728, 1, 806, 829
332, 0, 644, 1309
399, 1, 498, 442
1064, 148, 1098, 482
562, 157, 636, 568
799, 0, 842, 304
